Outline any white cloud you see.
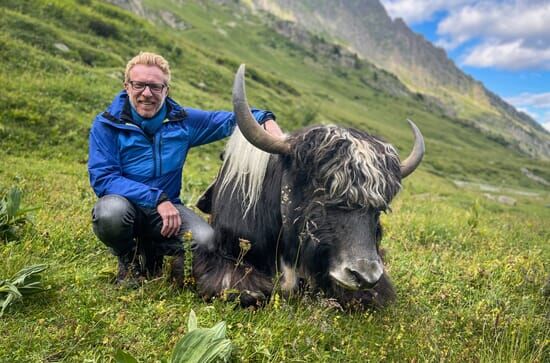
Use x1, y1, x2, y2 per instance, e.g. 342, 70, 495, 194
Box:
506, 92, 550, 127
462, 40, 550, 70
437, 2, 550, 46
506, 92, 550, 109
540, 109, 550, 131
437, 1, 550, 69
382, 0, 550, 70
516, 107, 537, 119
380, 0, 475, 24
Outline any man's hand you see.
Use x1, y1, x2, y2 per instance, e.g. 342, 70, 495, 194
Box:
263, 119, 284, 137
157, 201, 182, 238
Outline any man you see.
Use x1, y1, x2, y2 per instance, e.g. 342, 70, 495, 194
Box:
88, 52, 282, 286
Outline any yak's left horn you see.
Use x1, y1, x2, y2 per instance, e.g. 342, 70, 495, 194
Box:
232, 64, 291, 155
400, 119, 425, 178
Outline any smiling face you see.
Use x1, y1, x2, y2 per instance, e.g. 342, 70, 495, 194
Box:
125, 64, 169, 118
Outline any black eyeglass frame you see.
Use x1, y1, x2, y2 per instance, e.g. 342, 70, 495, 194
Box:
127, 80, 168, 93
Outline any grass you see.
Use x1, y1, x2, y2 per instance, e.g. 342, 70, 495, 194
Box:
0, 157, 547, 361
0, 0, 548, 361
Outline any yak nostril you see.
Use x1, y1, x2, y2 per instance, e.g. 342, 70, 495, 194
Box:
346, 268, 377, 289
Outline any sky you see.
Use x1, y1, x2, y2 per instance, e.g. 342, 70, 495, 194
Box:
380, 0, 550, 131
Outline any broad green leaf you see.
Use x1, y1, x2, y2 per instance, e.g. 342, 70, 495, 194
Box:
171, 320, 232, 363
18, 285, 47, 295
0, 264, 47, 317
187, 309, 197, 332
210, 322, 226, 340
6, 187, 21, 218
11, 264, 47, 286
171, 328, 214, 363
198, 339, 232, 363
0, 186, 36, 242
1, 290, 18, 317
114, 349, 140, 363
0, 282, 22, 300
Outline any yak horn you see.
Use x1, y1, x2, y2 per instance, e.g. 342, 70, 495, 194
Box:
400, 119, 425, 178
232, 64, 291, 155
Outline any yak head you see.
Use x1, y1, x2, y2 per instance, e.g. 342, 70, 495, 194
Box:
232, 65, 424, 298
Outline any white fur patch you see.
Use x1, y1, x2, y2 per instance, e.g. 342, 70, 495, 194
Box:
218, 128, 271, 218
280, 258, 298, 292
221, 272, 232, 289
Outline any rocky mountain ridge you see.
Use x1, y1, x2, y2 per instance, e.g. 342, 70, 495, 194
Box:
246, 0, 550, 159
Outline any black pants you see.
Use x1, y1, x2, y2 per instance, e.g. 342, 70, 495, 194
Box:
92, 195, 215, 257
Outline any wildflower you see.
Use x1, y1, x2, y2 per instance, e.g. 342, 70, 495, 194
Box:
239, 238, 251, 253
272, 292, 281, 310
182, 230, 193, 242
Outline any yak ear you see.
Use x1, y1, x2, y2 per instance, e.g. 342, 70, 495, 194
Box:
196, 179, 216, 214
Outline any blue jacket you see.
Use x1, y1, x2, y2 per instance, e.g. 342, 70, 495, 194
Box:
88, 91, 274, 208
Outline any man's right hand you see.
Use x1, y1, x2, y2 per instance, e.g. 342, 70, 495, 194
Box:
157, 201, 182, 238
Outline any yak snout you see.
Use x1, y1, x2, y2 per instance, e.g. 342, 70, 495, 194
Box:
330, 257, 383, 290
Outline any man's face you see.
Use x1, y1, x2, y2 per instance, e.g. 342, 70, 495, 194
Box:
125, 64, 169, 118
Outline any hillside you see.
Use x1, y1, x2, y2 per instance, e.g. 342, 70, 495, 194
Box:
0, 0, 548, 361
245, 0, 550, 160
2, 0, 549, 188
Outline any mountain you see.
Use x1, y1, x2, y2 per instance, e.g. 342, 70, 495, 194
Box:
1, 0, 549, 189
244, 0, 550, 160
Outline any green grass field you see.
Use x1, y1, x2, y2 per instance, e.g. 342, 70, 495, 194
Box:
1, 0, 548, 361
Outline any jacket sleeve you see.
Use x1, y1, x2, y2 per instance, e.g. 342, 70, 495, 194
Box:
184, 107, 275, 147
88, 121, 164, 208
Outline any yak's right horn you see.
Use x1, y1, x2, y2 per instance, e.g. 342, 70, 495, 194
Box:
232, 64, 291, 155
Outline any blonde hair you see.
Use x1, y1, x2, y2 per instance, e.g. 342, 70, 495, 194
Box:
124, 52, 171, 84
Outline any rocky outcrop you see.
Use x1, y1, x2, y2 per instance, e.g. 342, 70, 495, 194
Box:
106, 0, 145, 17
106, 0, 189, 30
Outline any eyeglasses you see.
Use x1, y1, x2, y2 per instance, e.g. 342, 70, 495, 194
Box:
127, 81, 167, 93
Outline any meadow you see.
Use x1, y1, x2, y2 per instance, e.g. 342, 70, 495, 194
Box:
0, 0, 548, 361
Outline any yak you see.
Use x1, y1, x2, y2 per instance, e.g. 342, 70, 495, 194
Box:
192, 65, 424, 309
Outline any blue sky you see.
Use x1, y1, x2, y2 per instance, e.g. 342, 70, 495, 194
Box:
380, 0, 550, 131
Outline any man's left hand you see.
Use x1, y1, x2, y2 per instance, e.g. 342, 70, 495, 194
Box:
263, 119, 284, 137
157, 200, 182, 238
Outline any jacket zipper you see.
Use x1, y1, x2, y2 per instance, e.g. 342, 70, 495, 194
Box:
150, 135, 157, 178
158, 133, 162, 176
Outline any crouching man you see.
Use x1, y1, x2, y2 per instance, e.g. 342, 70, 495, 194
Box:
88, 52, 282, 286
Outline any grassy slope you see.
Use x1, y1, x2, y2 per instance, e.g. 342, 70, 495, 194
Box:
0, 0, 548, 361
